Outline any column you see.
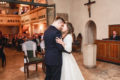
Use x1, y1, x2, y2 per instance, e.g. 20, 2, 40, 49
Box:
19, 25, 22, 34
29, 23, 34, 36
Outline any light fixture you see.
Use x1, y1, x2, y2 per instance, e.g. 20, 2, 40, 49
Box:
39, 24, 44, 33
0, 2, 6, 5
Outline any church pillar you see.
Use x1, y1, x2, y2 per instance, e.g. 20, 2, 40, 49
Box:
18, 6, 22, 15
29, 23, 32, 36
29, 23, 34, 36
83, 20, 97, 68
83, 44, 97, 68
19, 25, 22, 34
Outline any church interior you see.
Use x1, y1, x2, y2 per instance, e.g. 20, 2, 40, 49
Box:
0, 0, 120, 80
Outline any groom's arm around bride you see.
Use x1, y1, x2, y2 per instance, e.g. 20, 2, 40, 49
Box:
44, 17, 65, 80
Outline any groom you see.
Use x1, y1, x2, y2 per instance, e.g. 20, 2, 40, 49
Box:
44, 17, 65, 80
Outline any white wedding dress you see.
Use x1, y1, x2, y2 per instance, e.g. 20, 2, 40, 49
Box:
61, 34, 85, 80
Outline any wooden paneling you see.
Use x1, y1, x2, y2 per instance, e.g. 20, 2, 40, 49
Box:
0, 7, 47, 26
21, 7, 47, 24
96, 40, 120, 64
0, 14, 21, 26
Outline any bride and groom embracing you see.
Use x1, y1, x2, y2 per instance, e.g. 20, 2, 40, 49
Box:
44, 17, 84, 80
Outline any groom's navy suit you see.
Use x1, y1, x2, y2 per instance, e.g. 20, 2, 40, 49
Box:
44, 25, 64, 80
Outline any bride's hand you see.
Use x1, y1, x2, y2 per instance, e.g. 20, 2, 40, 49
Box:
56, 37, 63, 44
56, 37, 65, 47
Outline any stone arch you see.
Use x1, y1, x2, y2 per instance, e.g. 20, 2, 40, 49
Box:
85, 20, 97, 44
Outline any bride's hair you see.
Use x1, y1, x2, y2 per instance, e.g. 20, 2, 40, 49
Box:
66, 22, 74, 34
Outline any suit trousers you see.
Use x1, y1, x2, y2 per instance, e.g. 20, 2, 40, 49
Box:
45, 64, 62, 80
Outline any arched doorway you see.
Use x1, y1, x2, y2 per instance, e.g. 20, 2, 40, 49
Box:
85, 20, 97, 44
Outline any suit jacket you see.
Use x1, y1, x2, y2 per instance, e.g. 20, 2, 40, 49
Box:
44, 25, 64, 65
110, 35, 119, 40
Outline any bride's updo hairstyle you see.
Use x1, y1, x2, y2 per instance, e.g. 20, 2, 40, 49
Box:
66, 22, 74, 34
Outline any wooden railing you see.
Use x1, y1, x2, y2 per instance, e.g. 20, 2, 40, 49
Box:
0, 7, 47, 26
0, 14, 21, 26
21, 0, 46, 3
21, 7, 47, 24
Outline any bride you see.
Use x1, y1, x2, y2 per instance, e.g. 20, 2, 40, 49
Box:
56, 22, 85, 80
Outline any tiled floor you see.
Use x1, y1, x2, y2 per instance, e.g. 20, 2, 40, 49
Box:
0, 48, 120, 80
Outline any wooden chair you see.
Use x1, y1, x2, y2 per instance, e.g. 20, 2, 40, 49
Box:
72, 33, 82, 52
40, 50, 46, 73
22, 40, 44, 78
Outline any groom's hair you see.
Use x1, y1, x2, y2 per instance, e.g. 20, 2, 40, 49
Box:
54, 16, 65, 23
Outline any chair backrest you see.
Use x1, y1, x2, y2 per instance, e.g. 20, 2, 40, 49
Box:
27, 50, 34, 58
77, 33, 82, 41
22, 40, 36, 57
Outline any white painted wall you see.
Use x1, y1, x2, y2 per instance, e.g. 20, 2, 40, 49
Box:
54, 0, 72, 14
48, 0, 72, 20
48, 0, 120, 46
70, 0, 120, 44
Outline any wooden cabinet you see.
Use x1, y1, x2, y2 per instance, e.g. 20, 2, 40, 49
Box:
96, 40, 120, 64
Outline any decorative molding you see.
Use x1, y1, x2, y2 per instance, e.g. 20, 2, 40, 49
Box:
0, 14, 21, 26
